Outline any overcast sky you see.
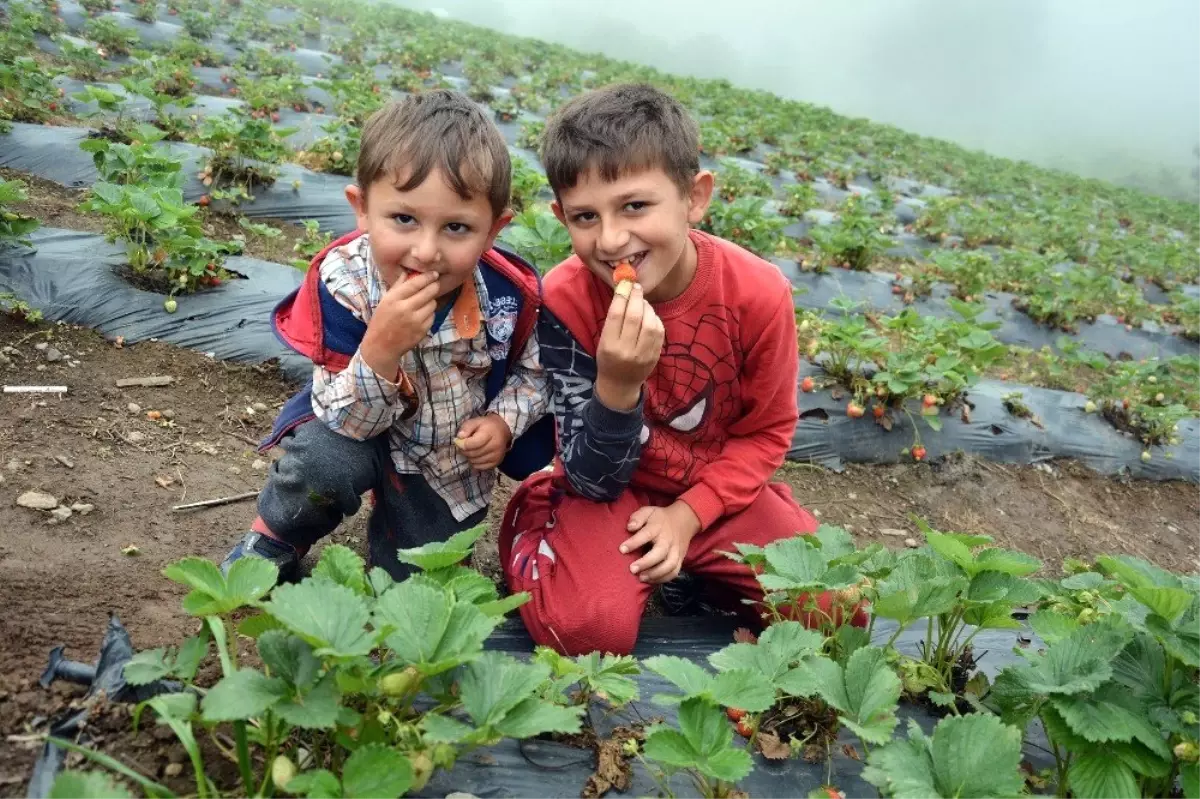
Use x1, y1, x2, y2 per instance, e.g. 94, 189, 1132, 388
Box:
397, 0, 1200, 199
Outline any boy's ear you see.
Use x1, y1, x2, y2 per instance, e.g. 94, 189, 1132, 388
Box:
550, 200, 566, 226
345, 184, 369, 232
484, 208, 515, 249
686, 170, 715, 225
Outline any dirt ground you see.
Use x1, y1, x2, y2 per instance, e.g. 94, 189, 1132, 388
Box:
0, 313, 1197, 792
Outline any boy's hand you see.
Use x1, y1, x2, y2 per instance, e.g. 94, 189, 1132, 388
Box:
620, 501, 702, 584
595, 282, 664, 411
359, 271, 441, 378
455, 413, 512, 471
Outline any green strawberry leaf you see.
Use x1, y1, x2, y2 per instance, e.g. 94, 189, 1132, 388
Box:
862, 714, 1024, 798
458, 651, 551, 729
285, 770, 341, 799
421, 712, 474, 743
1067, 749, 1138, 799
257, 630, 319, 689
312, 544, 368, 595
123, 648, 173, 686
340, 743, 412, 799
974, 548, 1041, 576
643, 655, 715, 697
201, 668, 287, 721
643, 697, 752, 784
396, 524, 485, 571
273, 672, 341, 730
50, 771, 134, 799
1182, 762, 1199, 799
264, 580, 374, 659
800, 648, 900, 744
493, 696, 585, 739
1051, 685, 1170, 759
812, 524, 856, 561
708, 620, 822, 684
1029, 609, 1080, 644
376, 581, 497, 674
173, 631, 209, 682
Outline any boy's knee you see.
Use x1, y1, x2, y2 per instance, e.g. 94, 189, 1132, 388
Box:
538, 605, 641, 656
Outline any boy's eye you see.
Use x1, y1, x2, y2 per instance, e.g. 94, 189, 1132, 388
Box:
571, 211, 597, 224
392, 214, 415, 225
624, 201, 647, 212
445, 222, 471, 234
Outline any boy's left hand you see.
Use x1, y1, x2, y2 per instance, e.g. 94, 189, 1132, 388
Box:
621, 501, 702, 584
455, 413, 512, 470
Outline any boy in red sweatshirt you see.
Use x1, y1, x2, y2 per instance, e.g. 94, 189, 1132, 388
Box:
500, 83, 863, 655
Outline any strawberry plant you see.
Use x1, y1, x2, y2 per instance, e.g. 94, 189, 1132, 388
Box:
57, 39, 109, 81
181, 8, 216, 39
0, 291, 43, 322
194, 111, 297, 193
808, 195, 893, 271
991, 555, 1199, 798
0, 56, 60, 125
83, 16, 140, 56
516, 118, 544, 152
297, 119, 361, 176
714, 159, 774, 203
290, 219, 333, 269
0, 177, 40, 247
491, 95, 519, 123
700, 196, 787, 257
79, 0, 113, 14
52, 528, 584, 797
132, 0, 157, 24
1088, 356, 1198, 447
780, 182, 820, 219
509, 155, 547, 213
74, 84, 136, 140
498, 206, 573, 272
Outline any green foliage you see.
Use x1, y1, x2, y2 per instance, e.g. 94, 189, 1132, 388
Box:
0, 178, 40, 247
700, 195, 787, 257
809, 195, 894, 271
509, 156, 548, 213
499, 206, 573, 272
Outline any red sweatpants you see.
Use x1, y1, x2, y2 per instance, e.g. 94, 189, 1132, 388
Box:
499, 470, 866, 655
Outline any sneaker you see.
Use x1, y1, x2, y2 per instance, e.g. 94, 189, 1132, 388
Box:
220, 532, 301, 583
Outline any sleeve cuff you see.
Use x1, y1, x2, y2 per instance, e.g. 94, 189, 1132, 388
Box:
583, 392, 644, 441
679, 483, 725, 532
349, 351, 417, 410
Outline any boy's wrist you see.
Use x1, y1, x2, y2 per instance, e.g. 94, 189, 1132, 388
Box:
667, 500, 702, 539
359, 334, 407, 382
594, 375, 641, 411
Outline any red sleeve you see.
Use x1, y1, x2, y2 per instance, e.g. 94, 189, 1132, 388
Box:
678, 280, 798, 530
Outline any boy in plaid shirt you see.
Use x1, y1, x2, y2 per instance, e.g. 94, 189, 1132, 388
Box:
219, 91, 552, 581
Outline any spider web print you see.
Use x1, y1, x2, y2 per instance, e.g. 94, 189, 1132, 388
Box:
539, 311, 642, 500
641, 307, 743, 484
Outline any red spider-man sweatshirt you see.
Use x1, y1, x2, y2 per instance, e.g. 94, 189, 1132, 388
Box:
539, 229, 800, 531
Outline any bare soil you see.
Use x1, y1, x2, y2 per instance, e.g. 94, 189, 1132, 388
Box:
0, 313, 1196, 794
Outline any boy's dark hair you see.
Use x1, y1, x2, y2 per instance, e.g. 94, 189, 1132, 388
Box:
541, 83, 700, 196
357, 90, 511, 219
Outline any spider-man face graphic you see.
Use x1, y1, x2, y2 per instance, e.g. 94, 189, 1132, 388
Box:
639, 308, 743, 483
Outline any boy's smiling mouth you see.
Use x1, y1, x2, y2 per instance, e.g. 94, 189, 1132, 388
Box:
602, 251, 648, 271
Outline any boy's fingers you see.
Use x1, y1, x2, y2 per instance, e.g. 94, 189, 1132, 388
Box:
626, 506, 655, 531
630, 539, 669, 575
620, 526, 657, 555
619, 285, 645, 341
640, 558, 680, 584
393, 270, 440, 298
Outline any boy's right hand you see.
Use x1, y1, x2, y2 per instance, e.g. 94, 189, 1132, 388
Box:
359, 270, 441, 379
595, 282, 664, 411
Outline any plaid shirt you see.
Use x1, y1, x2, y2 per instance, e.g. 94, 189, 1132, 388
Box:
310, 234, 547, 521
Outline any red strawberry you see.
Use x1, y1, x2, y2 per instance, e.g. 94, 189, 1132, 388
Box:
197, 194, 211, 207
735, 720, 754, 738
912, 445, 927, 461
800, 376, 815, 393
271, 112, 281, 122
922, 394, 937, 408
846, 402, 865, 419
873, 405, 885, 419
726, 707, 746, 722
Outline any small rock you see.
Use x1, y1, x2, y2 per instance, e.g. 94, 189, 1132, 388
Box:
17, 491, 59, 510
34, 342, 48, 351
162, 409, 175, 420
0, 472, 5, 485
127, 403, 142, 414
1167, 524, 1179, 534
36, 364, 46, 371
126, 431, 147, 443
6, 459, 20, 472
228, 466, 242, 475
44, 347, 63, 363
71, 502, 95, 515
49, 506, 73, 523
848, 492, 857, 500
879, 528, 907, 537
164, 763, 183, 778
812, 508, 822, 518
252, 401, 268, 413
251, 458, 267, 471
54, 455, 75, 469
904, 537, 919, 548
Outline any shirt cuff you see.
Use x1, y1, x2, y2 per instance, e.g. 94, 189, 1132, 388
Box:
679, 482, 724, 532
583, 391, 644, 441
349, 351, 417, 411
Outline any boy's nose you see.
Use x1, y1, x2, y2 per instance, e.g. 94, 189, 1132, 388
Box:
597, 221, 631, 256
409, 232, 439, 265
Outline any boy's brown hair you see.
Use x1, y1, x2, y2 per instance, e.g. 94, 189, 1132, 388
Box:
357, 90, 512, 219
541, 83, 700, 196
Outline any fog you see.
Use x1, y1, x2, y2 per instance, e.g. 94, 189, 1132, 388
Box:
398, 0, 1200, 200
